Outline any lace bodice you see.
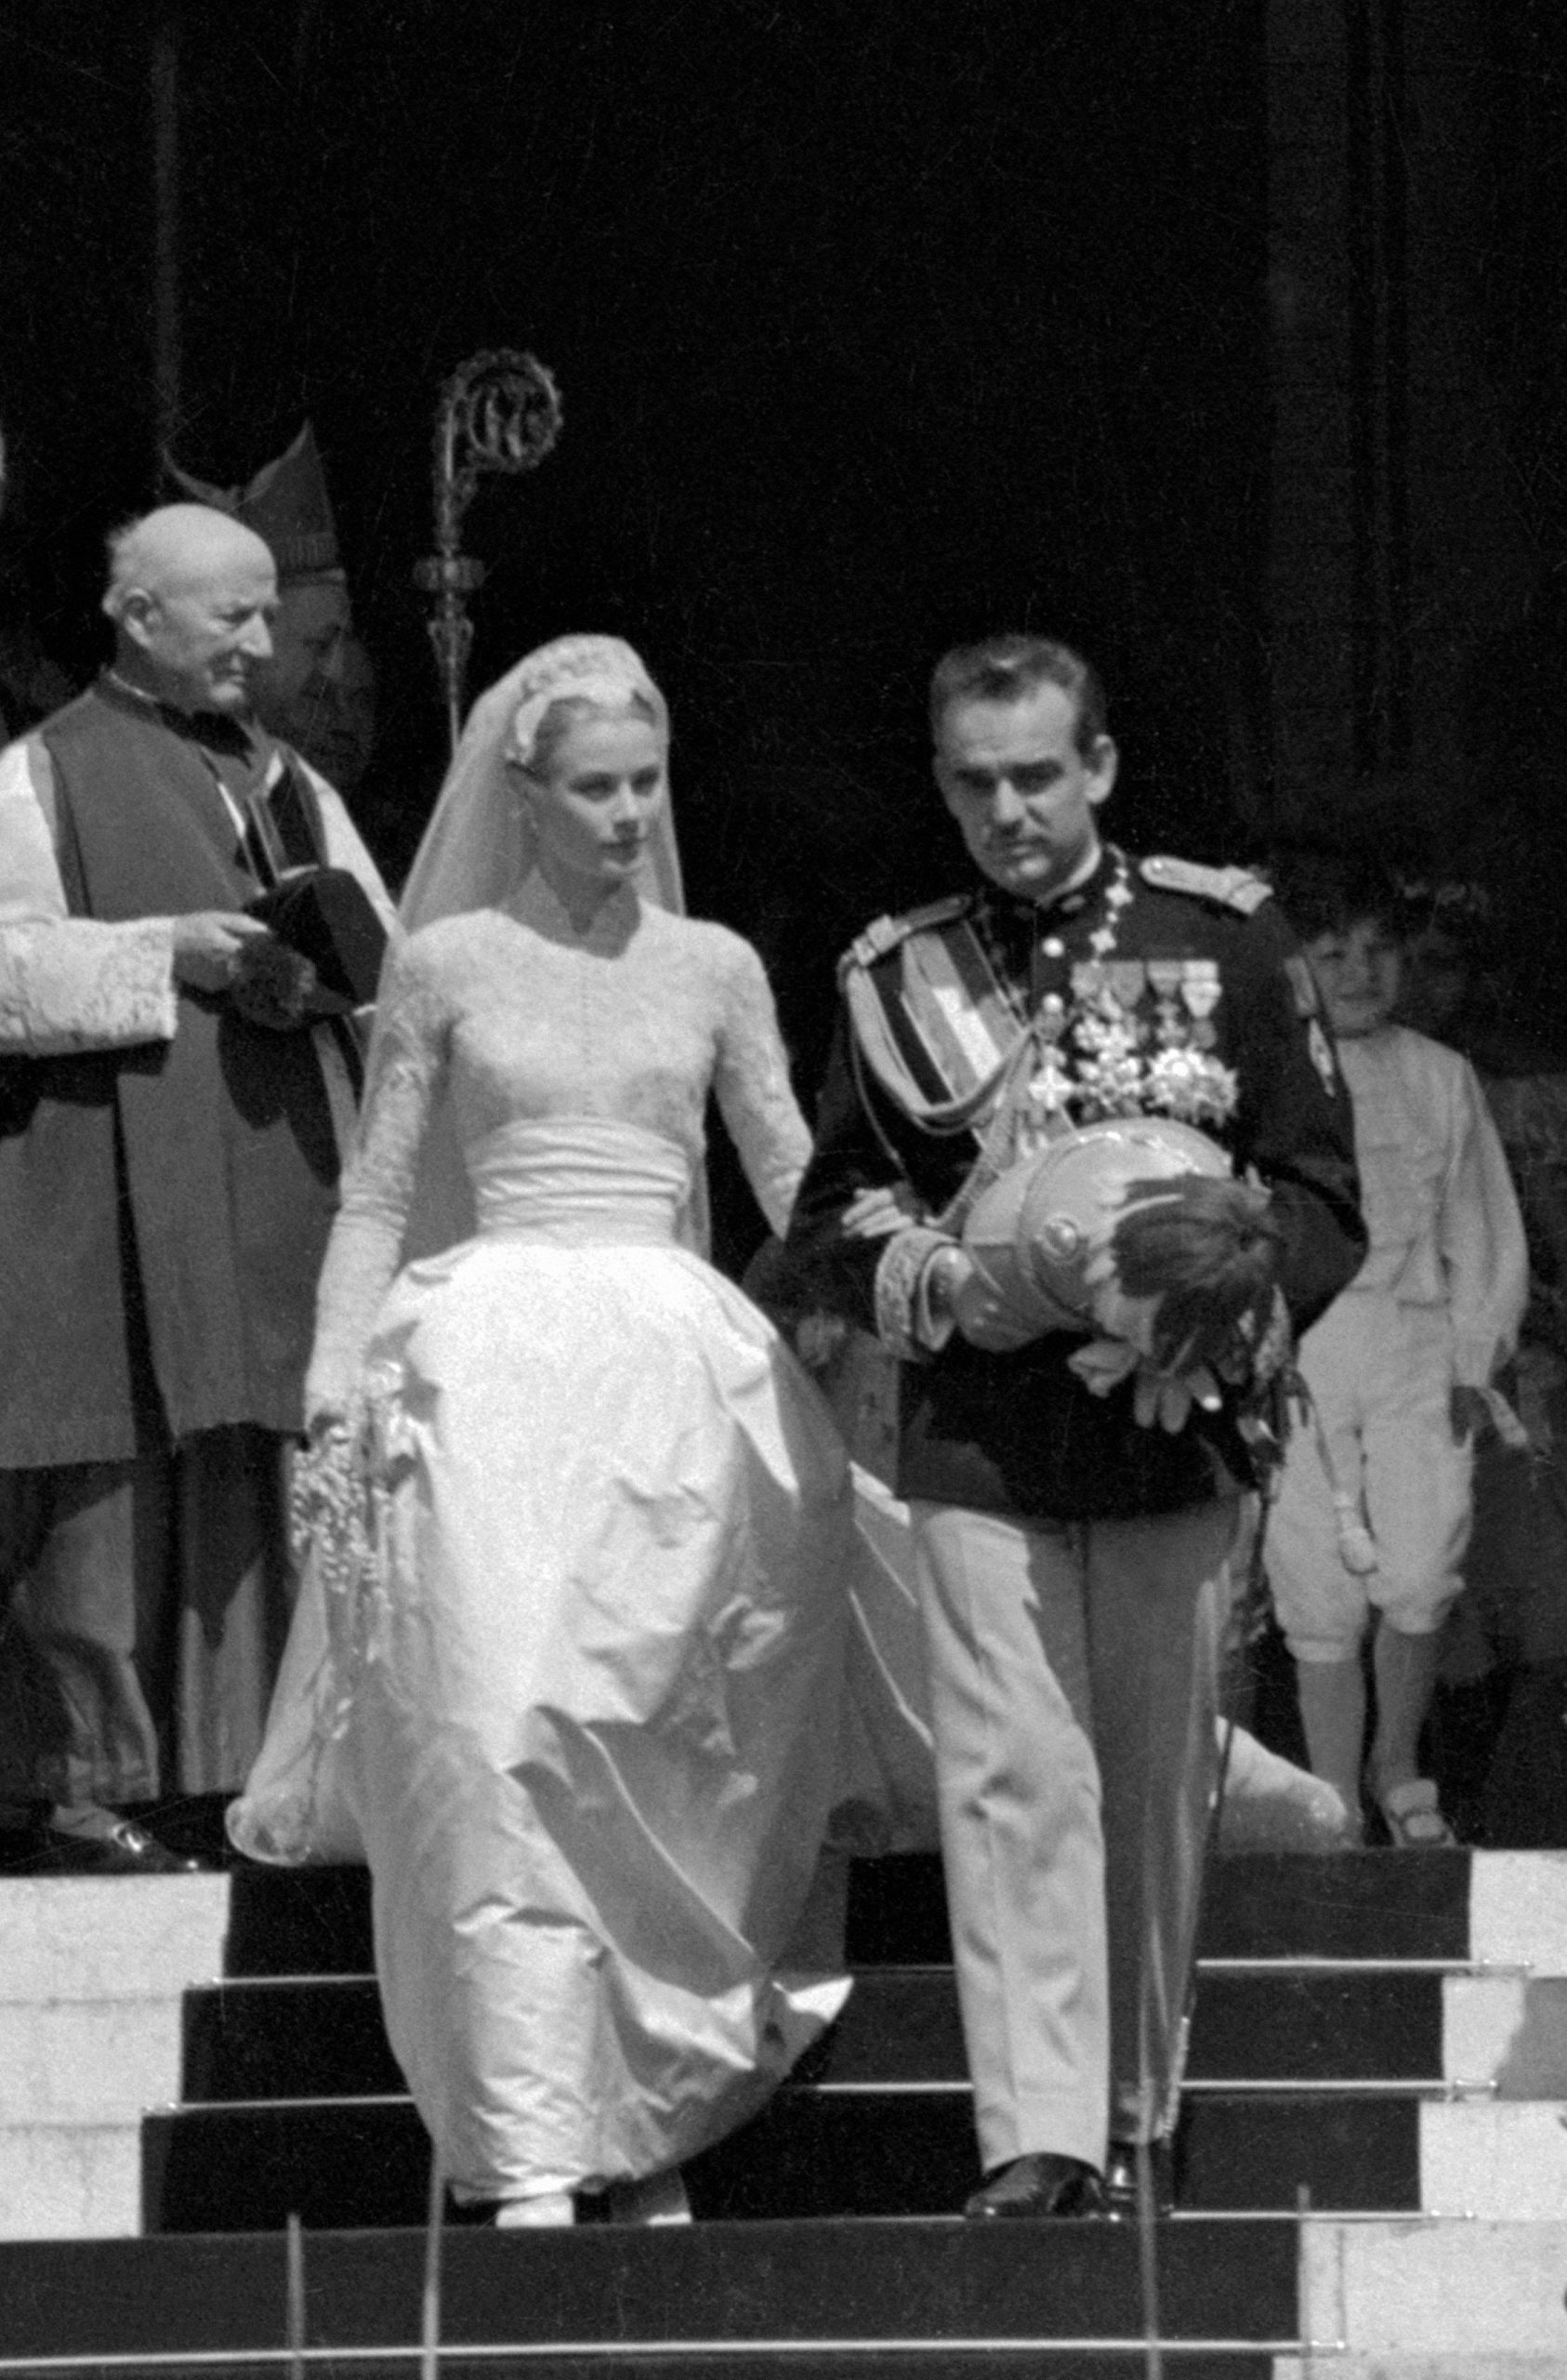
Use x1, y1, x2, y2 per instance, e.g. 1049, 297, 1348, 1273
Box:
306, 878, 810, 1413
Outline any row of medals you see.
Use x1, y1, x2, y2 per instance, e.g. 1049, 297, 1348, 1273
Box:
980, 861, 1225, 1144
1022, 957, 1225, 1147
1046, 955, 1224, 1049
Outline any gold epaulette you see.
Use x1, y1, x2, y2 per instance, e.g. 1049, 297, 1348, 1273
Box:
1139, 854, 1272, 914
839, 893, 973, 982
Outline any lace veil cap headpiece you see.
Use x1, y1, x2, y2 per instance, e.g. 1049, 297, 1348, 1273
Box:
399, 633, 685, 932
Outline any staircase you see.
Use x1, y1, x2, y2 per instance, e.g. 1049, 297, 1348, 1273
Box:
2, 1848, 1566, 2374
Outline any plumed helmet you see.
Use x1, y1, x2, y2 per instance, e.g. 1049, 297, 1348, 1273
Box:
962, 1117, 1281, 1377
962, 1117, 1229, 1338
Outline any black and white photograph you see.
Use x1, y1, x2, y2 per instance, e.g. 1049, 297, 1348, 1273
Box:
4, 5, 1567, 2370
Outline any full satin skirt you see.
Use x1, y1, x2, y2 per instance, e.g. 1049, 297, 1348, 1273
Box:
231, 1144, 852, 2202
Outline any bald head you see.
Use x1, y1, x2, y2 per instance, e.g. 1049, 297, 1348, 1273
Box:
104, 504, 278, 718
105, 504, 275, 616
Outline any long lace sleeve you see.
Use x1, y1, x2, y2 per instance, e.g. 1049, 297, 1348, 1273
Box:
712, 936, 812, 1236
305, 935, 452, 1417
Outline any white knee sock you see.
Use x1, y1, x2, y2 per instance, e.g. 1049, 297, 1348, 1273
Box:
1294, 1653, 1367, 1818
1370, 1622, 1442, 1796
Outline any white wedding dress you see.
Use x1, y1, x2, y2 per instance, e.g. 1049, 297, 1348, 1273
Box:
230, 879, 853, 2205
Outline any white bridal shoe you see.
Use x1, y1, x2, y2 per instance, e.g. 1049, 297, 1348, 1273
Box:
494, 2189, 575, 2228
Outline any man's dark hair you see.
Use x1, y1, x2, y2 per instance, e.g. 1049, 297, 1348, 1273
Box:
928, 634, 1108, 759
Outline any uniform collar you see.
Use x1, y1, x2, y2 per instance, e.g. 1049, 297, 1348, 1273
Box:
981, 841, 1118, 932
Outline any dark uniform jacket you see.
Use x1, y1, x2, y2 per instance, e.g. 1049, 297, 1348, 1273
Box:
784, 845, 1366, 1524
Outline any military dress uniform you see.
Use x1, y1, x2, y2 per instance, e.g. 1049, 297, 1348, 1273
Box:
784, 843, 1363, 2184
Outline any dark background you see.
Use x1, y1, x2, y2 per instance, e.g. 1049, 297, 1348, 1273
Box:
3, 0, 1566, 1106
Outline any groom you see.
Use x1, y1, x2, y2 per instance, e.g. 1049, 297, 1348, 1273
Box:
783, 632, 1363, 2217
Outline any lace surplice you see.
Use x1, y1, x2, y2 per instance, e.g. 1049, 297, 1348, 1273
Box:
307, 877, 810, 1413
0, 741, 178, 1050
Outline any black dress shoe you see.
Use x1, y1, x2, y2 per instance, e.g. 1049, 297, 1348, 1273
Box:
1102, 2135, 1175, 2220
38, 1818, 204, 1875
963, 2152, 1105, 2219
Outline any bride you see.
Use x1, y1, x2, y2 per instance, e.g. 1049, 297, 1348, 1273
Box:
229, 635, 855, 2227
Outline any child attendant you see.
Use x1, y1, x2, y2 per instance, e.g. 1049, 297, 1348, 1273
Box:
1267, 857, 1527, 1844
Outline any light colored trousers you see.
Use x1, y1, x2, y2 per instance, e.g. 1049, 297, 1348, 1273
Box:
910, 1496, 1232, 2172
1268, 1294, 1470, 1659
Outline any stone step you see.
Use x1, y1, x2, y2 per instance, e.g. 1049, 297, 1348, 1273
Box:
0, 2354, 1278, 2380
4, 2219, 1564, 2370
142, 2089, 1567, 2234
180, 1961, 1567, 2103
219, 1847, 1567, 1979
1274, 2351, 1567, 2370
4, 1855, 1557, 1995
1298, 2216, 1567, 2359
852, 1848, 1481, 1969
0, 1875, 229, 2003
0, 1853, 1523, 1984
0, 2217, 1301, 2358
0, 2350, 1289, 2373
1419, 2100, 1567, 2219
0, 2121, 141, 2246
6, 1997, 196, 2124
142, 2086, 1445, 2229
1274, 2362, 1567, 2379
